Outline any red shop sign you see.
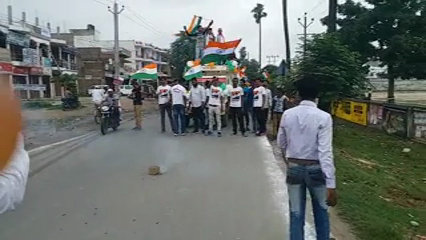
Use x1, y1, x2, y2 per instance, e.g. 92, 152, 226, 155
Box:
30, 67, 43, 75
13, 66, 29, 75
0, 62, 13, 73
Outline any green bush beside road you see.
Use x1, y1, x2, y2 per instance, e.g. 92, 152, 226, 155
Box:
334, 122, 426, 240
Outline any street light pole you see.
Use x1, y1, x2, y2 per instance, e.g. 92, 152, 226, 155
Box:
108, 0, 124, 85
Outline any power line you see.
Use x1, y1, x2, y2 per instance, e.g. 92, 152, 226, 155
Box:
120, 14, 162, 36
125, 7, 165, 36
309, 0, 325, 14
91, 0, 110, 7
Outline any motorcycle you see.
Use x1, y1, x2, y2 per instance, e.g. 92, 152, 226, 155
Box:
61, 96, 81, 110
100, 103, 120, 135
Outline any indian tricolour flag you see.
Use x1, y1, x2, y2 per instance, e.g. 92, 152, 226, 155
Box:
184, 60, 202, 81
201, 39, 242, 64
131, 63, 158, 80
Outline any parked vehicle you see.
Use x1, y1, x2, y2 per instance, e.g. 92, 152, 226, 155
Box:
88, 85, 109, 96
99, 103, 120, 135
61, 96, 81, 110
119, 85, 133, 96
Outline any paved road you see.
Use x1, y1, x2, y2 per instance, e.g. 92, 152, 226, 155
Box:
0, 115, 317, 240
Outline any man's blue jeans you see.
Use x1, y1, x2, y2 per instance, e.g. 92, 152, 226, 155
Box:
286, 162, 330, 240
172, 104, 186, 134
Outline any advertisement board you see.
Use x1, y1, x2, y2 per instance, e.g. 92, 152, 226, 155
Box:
332, 100, 368, 126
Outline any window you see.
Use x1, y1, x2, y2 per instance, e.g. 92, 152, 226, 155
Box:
0, 32, 6, 48
10, 44, 24, 61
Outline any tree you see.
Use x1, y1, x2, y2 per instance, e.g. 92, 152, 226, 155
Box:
295, 33, 368, 111
282, 0, 291, 69
55, 73, 78, 95
262, 64, 279, 79
251, 3, 267, 67
240, 59, 262, 80
335, 0, 426, 102
170, 36, 195, 79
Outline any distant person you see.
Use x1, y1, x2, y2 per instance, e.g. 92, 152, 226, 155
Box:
204, 79, 212, 127
170, 79, 187, 136
228, 78, 246, 137
263, 81, 273, 124
92, 86, 104, 105
242, 80, 254, 132
206, 78, 224, 137
188, 78, 206, 133
253, 79, 267, 136
129, 80, 143, 130
277, 77, 337, 240
271, 89, 288, 136
156, 79, 173, 133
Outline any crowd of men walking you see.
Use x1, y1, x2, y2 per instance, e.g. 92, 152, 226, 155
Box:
140, 77, 290, 137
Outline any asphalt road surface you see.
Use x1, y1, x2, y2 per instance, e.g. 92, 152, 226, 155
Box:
0, 114, 318, 240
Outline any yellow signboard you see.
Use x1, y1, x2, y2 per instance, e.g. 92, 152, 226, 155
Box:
332, 100, 368, 126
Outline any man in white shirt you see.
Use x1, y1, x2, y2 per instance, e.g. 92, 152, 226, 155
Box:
253, 79, 267, 136
277, 77, 337, 240
170, 79, 188, 136
156, 79, 174, 133
228, 78, 247, 137
263, 82, 273, 123
206, 78, 224, 137
188, 78, 206, 133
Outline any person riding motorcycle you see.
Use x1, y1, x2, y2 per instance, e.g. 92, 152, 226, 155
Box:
102, 89, 121, 124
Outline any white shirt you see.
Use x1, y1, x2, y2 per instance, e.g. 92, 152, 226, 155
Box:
92, 89, 105, 104
253, 86, 266, 108
171, 84, 187, 105
156, 85, 171, 105
189, 85, 206, 108
208, 86, 223, 106
0, 134, 29, 214
277, 100, 336, 188
229, 86, 244, 108
205, 87, 211, 104
264, 88, 273, 109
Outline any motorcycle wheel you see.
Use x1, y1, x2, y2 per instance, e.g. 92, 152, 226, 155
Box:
100, 119, 108, 135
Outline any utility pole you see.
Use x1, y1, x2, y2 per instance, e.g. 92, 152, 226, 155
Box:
298, 12, 314, 57
266, 55, 279, 65
328, 0, 337, 33
108, 0, 124, 85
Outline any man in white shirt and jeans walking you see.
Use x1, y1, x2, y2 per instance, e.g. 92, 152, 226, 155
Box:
228, 78, 246, 137
170, 79, 187, 136
188, 78, 206, 133
156, 79, 174, 133
277, 77, 337, 240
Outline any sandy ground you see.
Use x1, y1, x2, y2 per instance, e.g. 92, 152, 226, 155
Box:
372, 91, 426, 105
22, 97, 158, 150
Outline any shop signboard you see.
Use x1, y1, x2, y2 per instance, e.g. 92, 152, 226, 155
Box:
12, 66, 29, 75
30, 67, 43, 75
0, 62, 13, 73
7, 31, 30, 48
332, 100, 368, 126
13, 84, 46, 91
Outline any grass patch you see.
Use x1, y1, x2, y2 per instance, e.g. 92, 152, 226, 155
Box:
334, 121, 426, 240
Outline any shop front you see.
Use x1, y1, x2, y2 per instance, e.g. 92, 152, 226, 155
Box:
0, 62, 13, 90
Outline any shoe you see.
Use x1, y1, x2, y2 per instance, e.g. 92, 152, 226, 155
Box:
255, 131, 261, 136
161, 130, 165, 133
242, 132, 248, 137
181, 133, 186, 136
174, 133, 178, 137
246, 127, 251, 131
218, 132, 222, 137
192, 130, 199, 133
132, 127, 141, 131
205, 131, 213, 136
232, 132, 237, 135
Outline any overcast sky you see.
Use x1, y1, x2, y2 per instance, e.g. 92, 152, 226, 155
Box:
1, 0, 345, 66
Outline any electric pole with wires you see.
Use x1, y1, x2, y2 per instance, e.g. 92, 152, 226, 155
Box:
108, 0, 124, 85
298, 12, 314, 58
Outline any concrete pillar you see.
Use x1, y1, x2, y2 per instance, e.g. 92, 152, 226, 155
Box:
25, 75, 29, 99
67, 53, 71, 69
39, 76, 44, 98
36, 42, 40, 66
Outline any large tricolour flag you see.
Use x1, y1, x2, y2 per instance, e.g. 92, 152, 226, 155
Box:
131, 63, 158, 80
201, 39, 242, 64
184, 60, 202, 81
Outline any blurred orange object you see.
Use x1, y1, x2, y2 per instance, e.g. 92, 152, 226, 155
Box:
0, 81, 22, 171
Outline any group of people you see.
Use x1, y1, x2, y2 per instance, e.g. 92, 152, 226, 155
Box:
154, 77, 290, 137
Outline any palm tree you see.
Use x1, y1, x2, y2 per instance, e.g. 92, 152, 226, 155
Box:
251, 3, 267, 68
282, 0, 291, 70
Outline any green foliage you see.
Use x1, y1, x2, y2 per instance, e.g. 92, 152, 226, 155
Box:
295, 33, 368, 105
251, 3, 267, 24
240, 59, 262, 81
170, 36, 195, 79
335, 0, 426, 99
55, 73, 78, 95
262, 64, 279, 79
